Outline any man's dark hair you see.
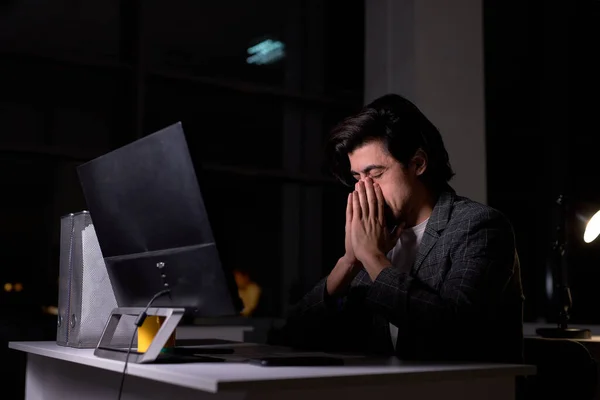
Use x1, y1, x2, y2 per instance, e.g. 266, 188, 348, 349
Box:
326, 93, 455, 191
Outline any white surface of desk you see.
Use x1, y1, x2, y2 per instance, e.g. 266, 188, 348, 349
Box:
10, 341, 535, 400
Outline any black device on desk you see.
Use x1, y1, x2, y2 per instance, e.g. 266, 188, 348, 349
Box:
77, 122, 242, 320
248, 356, 345, 367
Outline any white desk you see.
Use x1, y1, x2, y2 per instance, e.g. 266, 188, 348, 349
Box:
9, 341, 534, 400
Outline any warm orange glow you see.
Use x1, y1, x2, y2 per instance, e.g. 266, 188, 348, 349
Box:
42, 306, 59, 316
4, 283, 12, 292
14, 283, 23, 292
233, 269, 262, 317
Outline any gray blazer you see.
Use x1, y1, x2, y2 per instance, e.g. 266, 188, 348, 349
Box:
276, 188, 524, 363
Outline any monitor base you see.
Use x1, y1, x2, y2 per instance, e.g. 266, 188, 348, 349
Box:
536, 326, 592, 339
94, 307, 184, 364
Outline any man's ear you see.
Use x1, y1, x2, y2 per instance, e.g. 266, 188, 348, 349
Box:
412, 149, 428, 176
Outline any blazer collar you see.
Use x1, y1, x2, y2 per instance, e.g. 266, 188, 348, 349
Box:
412, 186, 456, 274
426, 187, 456, 233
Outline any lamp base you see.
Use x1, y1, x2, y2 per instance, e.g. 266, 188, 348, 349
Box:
536, 327, 592, 339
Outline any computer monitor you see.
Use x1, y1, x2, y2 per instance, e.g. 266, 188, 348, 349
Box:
76, 122, 242, 317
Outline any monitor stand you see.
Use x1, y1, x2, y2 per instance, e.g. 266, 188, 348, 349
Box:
95, 307, 186, 364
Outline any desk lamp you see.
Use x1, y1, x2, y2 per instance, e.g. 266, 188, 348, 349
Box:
537, 195, 600, 339
583, 210, 600, 244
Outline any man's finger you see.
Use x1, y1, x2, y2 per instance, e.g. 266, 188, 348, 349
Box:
356, 181, 369, 218
346, 192, 353, 225
364, 178, 378, 220
374, 182, 385, 223
352, 189, 362, 220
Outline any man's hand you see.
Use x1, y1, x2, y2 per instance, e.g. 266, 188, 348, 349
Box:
326, 193, 364, 296
344, 191, 359, 264
351, 178, 401, 280
326, 255, 362, 297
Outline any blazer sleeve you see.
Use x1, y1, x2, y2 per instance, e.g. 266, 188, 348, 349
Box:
365, 208, 517, 334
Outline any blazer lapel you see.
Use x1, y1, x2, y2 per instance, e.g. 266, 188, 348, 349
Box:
412, 228, 439, 275
412, 189, 455, 275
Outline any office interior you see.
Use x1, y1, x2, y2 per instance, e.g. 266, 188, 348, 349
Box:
1, 1, 599, 399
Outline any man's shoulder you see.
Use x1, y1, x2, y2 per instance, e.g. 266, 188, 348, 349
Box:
448, 194, 512, 230
439, 193, 518, 266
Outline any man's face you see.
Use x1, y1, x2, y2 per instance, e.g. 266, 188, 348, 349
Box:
348, 139, 420, 227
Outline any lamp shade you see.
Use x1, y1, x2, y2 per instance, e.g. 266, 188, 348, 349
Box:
583, 210, 600, 243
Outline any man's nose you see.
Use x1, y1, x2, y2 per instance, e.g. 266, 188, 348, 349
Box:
355, 176, 366, 186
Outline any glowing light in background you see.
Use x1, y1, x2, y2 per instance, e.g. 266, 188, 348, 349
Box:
584, 210, 600, 243
233, 269, 262, 317
3, 282, 24, 292
247, 39, 285, 65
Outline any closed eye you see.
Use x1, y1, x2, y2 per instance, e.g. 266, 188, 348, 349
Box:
349, 166, 386, 181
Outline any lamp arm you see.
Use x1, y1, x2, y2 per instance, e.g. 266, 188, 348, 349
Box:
536, 195, 591, 339
553, 195, 573, 329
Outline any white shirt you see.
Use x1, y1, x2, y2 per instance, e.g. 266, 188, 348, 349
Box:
386, 218, 429, 350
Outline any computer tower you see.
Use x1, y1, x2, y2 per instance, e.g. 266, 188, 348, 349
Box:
56, 211, 134, 348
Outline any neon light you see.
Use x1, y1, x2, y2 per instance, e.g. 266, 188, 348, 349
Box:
247, 39, 285, 65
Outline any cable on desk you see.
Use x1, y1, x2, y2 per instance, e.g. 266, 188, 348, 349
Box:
117, 289, 171, 400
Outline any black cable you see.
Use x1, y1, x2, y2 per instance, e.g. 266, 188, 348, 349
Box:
117, 289, 171, 400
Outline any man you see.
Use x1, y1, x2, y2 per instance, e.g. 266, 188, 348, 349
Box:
277, 94, 524, 363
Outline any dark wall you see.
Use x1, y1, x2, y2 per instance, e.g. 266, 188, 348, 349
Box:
485, 0, 600, 322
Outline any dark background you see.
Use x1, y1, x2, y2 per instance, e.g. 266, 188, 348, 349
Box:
485, 0, 600, 323
1, 0, 600, 397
